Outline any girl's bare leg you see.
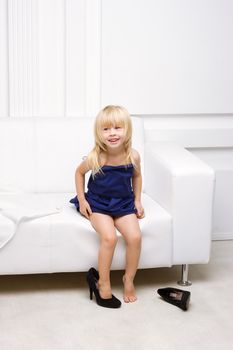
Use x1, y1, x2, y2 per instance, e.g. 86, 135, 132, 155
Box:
90, 213, 118, 299
114, 214, 141, 303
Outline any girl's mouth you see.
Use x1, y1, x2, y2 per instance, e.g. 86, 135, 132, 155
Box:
108, 138, 119, 143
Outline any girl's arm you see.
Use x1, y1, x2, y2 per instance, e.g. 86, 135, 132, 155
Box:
75, 159, 92, 219
132, 149, 145, 219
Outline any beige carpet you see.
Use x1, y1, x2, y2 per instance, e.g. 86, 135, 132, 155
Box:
0, 241, 233, 350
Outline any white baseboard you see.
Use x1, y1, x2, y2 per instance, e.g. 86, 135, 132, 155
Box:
212, 232, 233, 241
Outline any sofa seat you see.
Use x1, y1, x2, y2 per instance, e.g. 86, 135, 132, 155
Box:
0, 193, 172, 275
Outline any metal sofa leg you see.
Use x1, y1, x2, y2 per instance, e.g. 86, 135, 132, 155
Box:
177, 264, 192, 286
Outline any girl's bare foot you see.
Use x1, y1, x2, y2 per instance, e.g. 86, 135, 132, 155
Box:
122, 275, 137, 303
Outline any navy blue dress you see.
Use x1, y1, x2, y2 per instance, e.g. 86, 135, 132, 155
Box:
70, 164, 137, 217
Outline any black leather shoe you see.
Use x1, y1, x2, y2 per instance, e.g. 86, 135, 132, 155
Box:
157, 287, 191, 311
86, 268, 121, 309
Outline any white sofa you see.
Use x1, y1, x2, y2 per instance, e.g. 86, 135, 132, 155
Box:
0, 117, 215, 284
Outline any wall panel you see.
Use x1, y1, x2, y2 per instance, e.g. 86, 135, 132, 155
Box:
66, 0, 86, 117
0, 0, 8, 118
8, 0, 39, 117
101, 0, 233, 114
37, 0, 64, 117
66, 0, 101, 117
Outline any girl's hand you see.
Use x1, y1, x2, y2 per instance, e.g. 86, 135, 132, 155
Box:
79, 198, 93, 219
135, 200, 145, 219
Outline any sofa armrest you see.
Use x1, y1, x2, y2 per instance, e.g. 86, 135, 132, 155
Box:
144, 142, 215, 265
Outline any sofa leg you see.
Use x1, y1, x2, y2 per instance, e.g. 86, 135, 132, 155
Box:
177, 264, 192, 286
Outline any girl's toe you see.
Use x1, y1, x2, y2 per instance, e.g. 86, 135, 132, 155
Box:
129, 295, 137, 302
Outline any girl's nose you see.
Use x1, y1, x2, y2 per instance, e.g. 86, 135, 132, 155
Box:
110, 128, 116, 135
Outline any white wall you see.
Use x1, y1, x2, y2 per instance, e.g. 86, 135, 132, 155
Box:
0, 0, 233, 239
101, 0, 233, 114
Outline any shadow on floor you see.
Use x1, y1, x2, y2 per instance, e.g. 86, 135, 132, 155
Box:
0, 262, 214, 294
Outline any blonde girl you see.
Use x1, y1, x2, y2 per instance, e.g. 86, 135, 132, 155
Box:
70, 105, 144, 308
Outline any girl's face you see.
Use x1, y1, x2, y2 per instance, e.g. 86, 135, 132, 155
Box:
100, 124, 126, 149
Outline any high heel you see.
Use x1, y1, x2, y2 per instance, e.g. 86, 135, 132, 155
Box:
89, 267, 99, 281
87, 267, 99, 301
89, 286, 93, 300
157, 287, 191, 311
86, 268, 121, 309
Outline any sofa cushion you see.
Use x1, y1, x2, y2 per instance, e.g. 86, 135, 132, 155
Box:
34, 119, 94, 193
0, 119, 35, 192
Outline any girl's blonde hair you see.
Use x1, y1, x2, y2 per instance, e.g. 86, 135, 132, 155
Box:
87, 105, 134, 175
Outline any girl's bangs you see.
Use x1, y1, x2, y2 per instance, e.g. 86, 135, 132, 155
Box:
99, 112, 126, 129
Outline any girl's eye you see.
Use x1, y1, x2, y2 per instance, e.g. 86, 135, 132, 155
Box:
103, 127, 109, 131
115, 126, 122, 130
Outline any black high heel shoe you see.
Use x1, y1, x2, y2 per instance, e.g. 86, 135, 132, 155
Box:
86, 268, 121, 309
157, 287, 191, 311
89, 267, 99, 281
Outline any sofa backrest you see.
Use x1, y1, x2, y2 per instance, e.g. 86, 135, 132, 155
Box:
0, 117, 144, 193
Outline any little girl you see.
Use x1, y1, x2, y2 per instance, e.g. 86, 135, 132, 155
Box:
70, 105, 144, 308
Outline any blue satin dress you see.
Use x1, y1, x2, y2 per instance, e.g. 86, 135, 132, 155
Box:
70, 164, 137, 217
